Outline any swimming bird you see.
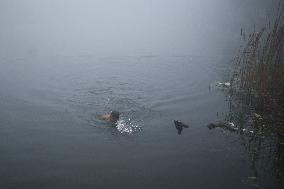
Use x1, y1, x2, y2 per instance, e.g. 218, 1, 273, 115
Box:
207, 121, 237, 132
174, 120, 189, 135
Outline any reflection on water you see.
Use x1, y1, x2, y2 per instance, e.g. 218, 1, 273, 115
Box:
116, 118, 142, 134
209, 76, 284, 188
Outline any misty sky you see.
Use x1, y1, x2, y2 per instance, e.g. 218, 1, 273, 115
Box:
0, 0, 277, 57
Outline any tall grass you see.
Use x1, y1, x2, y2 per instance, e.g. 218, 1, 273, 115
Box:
226, 3, 284, 187
231, 2, 284, 128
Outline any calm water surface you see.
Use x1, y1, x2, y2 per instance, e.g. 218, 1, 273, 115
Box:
0, 55, 276, 188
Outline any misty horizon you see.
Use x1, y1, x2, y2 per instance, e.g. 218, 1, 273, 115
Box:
0, 0, 277, 58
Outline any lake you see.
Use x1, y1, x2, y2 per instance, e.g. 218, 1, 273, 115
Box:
0, 54, 280, 188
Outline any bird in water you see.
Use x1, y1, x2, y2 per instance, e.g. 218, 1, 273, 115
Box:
174, 120, 189, 135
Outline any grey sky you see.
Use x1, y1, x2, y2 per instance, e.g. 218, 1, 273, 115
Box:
0, 0, 277, 57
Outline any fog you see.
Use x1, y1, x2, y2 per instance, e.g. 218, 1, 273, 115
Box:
0, 0, 277, 58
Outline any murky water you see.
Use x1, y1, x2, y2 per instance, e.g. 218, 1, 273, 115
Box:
0, 54, 281, 188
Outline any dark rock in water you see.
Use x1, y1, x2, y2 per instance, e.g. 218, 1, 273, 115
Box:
174, 120, 189, 135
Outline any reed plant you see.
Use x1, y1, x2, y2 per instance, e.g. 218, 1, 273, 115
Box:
231, 2, 284, 128
227, 4, 284, 186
